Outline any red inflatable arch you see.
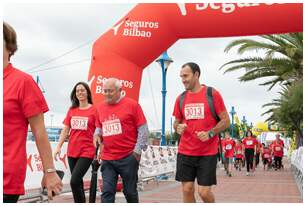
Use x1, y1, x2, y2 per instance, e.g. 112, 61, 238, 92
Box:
88, 3, 302, 103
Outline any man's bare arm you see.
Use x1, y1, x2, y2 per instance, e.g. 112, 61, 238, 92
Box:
210, 111, 230, 134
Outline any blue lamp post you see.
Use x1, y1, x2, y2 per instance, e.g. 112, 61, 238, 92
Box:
242, 116, 247, 135
229, 106, 236, 138
156, 51, 173, 146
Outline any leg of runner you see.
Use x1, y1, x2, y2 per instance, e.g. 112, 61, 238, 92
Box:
68, 157, 93, 203
101, 161, 119, 203
3, 194, 20, 203
198, 186, 215, 203
228, 158, 233, 177
224, 159, 229, 175
245, 149, 251, 176
182, 182, 196, 202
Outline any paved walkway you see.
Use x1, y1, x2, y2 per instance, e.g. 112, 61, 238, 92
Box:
49, 157, 302, 203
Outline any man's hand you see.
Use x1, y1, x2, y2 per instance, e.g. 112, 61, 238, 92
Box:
195, 131, 209, 142
93, 135, 101, 148
41, 172, 63, 200
132, 152, 141, 162
176, 123, 187, 135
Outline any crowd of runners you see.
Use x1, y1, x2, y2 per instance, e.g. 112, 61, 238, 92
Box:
220, 131, 285, 177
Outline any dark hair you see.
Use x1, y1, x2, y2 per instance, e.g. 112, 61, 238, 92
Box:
182, 62, 201, 77
3, 22, 18, 58
70, 82, 93, 108
246, 130, 253, 137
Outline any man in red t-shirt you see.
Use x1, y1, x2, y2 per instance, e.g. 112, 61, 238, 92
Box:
3, 22, 62, 202
173, 62, 230, 203
94, 78, 149, 203
271, 133, 284, 170
222, 132, 235, 177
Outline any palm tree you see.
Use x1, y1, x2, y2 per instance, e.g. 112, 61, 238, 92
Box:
220, 33, 303, 146
263, 81, 303, 142
220, 33, 303, 90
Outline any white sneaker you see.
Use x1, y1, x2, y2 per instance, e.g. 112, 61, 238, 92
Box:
246, 172, 250, 176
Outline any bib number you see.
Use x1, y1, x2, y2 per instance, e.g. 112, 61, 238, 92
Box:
71, 116, 88, 130
225, 144, 232, 150
184, 103, 204, 120
102, 119, 122, 136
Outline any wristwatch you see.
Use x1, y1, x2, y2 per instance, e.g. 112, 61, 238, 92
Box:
208, 130, 215, 138
44, 168, 56, 173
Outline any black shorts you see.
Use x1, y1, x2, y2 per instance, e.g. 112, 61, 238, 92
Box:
175, 153, 217, 186
236, 158, 242, 161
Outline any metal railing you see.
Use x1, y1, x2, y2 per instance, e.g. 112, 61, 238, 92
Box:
290, 147, 303, 196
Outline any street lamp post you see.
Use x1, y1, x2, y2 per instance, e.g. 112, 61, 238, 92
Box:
156, 51, 173, 146
229, 106, 236, 138
242, 116, 247, 136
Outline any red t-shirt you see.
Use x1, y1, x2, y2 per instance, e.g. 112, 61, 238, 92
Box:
272, 140, 284, 157
242, 137, 257, 149
96, 97, 147, 160
222, 138, 235, 158
3, 64, 49, 195
63, 106, 98, 159
262, 147, 272, 159
235, 144, 244, 158
172, 85, 227, 156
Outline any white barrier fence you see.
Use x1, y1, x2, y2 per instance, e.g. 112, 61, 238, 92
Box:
22, 143, 177, 201
290, 147, 303, 195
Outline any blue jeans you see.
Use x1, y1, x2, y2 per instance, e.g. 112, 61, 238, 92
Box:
101, 153, 139, 203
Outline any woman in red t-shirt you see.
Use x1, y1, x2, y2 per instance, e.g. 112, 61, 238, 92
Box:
53, 82, 97, 203
3, 22, 62, 203
242, 130, 257, 176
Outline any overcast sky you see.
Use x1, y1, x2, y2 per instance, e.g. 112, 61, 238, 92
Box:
4, 3, 284, 131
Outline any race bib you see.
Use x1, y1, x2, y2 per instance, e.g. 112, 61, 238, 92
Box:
246, 140, 253, 146
184, 103, 204, 120
225, 144, 232, 150
71, 116, 88, 130
102, 119, 122, 136
237, 150, 242, 154
275, 146, 281, 151
264, 154, 270, 158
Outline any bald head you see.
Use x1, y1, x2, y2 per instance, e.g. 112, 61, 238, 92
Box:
103, 78, 122, 104
104, 78, 122, 90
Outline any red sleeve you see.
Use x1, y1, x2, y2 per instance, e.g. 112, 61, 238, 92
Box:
63, 108, 72, 126
172, 95, 183, 120
20, 76, 49, 118
135, 103, 147, 127
212, 89, 227, 116
221, 139, 225, 147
